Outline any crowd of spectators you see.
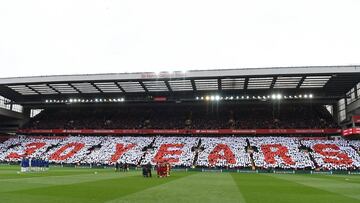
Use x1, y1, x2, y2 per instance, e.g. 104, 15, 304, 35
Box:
302, 140, 360, 170
196, 137, 251, 168
350, 141, 360, 151
24, 103, 338, 130
85, 137, 153, 165
250, 137, 314, 169
1, 136, 359, 170
141, 137, 198, 167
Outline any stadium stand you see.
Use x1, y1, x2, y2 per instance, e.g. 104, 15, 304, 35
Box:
249, 137, 315, 169
196, 137, 251, 168
302, 140, 360, 170
141, 137, 198, 167
23, 103, 338, 130
1, 136, 359, 170
85, 136, 153, 165
0, 66, 359, 172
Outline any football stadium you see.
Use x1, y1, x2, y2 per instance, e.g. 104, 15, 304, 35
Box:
0, 66, 359, 202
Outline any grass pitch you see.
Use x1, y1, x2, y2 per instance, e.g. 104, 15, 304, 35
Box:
0, 165, 360, 203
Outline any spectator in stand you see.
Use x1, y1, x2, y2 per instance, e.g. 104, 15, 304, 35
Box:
1, 136, 359, 170
23, 104, 339, 130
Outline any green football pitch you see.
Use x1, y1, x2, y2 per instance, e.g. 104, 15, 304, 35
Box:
1, 165, 360, 203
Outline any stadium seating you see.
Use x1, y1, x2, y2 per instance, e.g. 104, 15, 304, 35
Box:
141, 137, 198, 166
23, 103, 338, 130
1, 137, 62, 161
302, 140, 360, 170
249, 137, 314, 169
1, 136, 359, 170
196, 137, 251, 168
85, 137, 153, 165
350, 141, 360, 151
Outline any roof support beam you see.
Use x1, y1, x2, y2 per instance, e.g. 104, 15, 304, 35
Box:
91, 82, 103, 93
218, 78, 222, 91
164, 80, 172, 92
296, 76, 306, 88
139, 81, 148, 92
270, 76, 277, 89
25, 85, 41, 95
244, 78, 249, 90
191, 79, 197, 91
115, 82, 126, 92
68, 83, 81, 93
46, 84, 61, 94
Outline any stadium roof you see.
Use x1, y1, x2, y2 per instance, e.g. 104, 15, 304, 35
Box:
0, 65, 359, 104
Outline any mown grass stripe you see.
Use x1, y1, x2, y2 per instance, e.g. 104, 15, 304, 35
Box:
113, 172, 245, 203
267, 174, 360, 201
1, 165, 360, 203
231, 173, 359, 203
6, 171, 191, 203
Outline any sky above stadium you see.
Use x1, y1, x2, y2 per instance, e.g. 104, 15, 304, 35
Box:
0, 0, 360, 78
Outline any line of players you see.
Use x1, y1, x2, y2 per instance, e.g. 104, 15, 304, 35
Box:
115, 162, 130, 172
115, 161, 171, 178
142, 162, 171, 178
156, 162, 171, 178
20, 158, 49, 172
